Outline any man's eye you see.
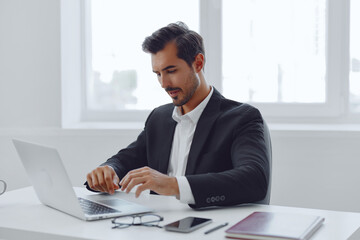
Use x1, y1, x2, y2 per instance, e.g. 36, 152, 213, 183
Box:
167, 69, 176, 74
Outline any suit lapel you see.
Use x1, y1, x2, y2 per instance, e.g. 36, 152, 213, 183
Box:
185, 89, 222, 175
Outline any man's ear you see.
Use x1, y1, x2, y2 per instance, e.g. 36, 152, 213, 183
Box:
193, 53, 205, 73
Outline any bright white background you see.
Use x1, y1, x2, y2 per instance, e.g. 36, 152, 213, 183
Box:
88, 0, 199, 110
84, 0, 360, 123
1, 0, 360, 214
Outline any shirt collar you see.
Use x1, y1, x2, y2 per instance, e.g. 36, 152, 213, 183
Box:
172, 86, 214, 124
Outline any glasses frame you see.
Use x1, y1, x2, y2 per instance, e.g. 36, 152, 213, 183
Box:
111, 213, 164, 229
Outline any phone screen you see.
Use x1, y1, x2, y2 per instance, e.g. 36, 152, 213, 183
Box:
164, 217, 212, 233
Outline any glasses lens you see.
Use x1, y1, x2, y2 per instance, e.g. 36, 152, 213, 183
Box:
112, 216, 134, 229
112, 223, 131, 229
114, 216, 134, 225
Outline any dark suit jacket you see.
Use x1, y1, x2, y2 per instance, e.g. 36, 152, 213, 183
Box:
100, 88, 269, 209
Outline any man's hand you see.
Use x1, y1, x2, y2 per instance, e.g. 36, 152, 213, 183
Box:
120, 167, 180, 198
86, 166, 120, 194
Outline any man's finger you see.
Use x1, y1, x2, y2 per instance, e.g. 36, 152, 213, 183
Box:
104, 170, 115, 194
120, 171, 148, 191
90, 173, 99, 191
96, 171, 109, 192
92, 173, 106, 192
135, 183, 150, 198
113, 174, 120, 189
119, 169, 138, 186
86, 173, 94, 189
125, 176, 148, 193
120, 171, 146, 190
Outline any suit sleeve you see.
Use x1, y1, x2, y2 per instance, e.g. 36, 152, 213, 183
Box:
101, 110, 161, 180
186, 110, 270, 208
84, 128, 148, 192
84, 110, 156, 194
100, 129, 148, 180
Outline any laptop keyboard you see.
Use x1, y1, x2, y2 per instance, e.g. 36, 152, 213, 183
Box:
78, 197, 120, 215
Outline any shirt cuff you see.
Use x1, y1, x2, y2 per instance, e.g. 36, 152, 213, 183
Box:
176, 176, 195, 204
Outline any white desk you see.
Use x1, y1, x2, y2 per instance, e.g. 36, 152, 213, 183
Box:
1, 187, 360, 240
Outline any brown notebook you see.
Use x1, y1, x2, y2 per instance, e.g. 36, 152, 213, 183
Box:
225, 211, 324, 240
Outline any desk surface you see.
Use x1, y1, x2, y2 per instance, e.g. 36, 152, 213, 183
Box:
1, 187, 360, 240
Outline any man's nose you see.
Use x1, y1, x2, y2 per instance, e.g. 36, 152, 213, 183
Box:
159, 75, 170, 88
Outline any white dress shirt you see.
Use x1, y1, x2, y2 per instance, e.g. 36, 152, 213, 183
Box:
167, 87, 214, 204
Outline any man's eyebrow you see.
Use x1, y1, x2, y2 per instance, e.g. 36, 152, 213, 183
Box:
162, 65, 176, 71
153, 65, 177, 73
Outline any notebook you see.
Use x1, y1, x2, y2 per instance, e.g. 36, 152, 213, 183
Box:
13, 139, 152, 221
225, 211, 324, 240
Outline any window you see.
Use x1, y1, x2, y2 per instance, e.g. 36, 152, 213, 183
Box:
84, 0, 199, 121
61, 0, 358, 126
350, 0, 360, 113
221, 0, 347, 119
223, 0, 326, 103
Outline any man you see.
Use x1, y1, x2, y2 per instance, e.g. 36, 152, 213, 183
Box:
86, 22, 270, 209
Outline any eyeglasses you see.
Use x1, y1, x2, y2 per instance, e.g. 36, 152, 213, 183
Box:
111, 213, 164, 229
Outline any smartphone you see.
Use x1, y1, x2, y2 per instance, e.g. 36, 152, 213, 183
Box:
164, 216, 212, 233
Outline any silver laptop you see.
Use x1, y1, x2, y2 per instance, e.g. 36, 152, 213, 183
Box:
13, 139, 152, 221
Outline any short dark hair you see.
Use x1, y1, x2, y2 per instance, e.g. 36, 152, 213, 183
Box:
142, 22, 205, 67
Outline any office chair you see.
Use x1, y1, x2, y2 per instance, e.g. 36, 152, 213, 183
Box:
256, 119, 272, 205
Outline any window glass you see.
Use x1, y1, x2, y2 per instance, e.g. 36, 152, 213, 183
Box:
89, 0, 199, 110
350, 0, 360, 113
222, 0, 326, 103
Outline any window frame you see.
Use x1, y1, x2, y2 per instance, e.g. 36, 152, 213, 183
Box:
62, 0, 360, 128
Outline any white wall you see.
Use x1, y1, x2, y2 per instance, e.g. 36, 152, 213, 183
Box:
1, 0, 360, 213
0, 0, 61, 128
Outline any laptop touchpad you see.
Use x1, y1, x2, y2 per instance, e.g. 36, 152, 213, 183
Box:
98, 199, 133, 208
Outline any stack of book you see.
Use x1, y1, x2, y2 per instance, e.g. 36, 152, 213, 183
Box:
225, 211, 325, 240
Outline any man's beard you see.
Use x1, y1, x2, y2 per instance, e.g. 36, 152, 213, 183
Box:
171, 72, 199, 107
